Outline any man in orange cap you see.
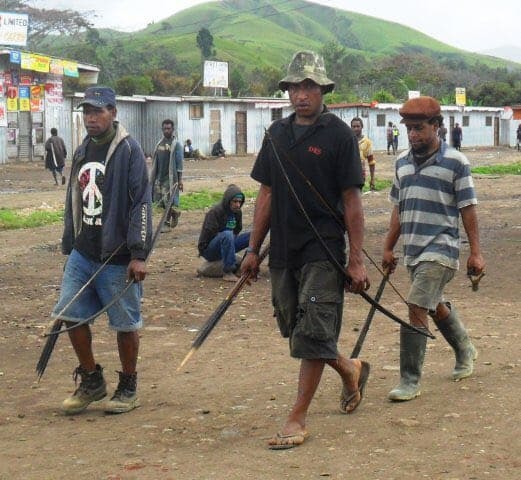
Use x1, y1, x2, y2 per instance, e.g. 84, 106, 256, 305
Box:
381, 96, 485, 401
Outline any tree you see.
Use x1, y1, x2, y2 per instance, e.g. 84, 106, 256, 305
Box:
115, 75, 154, 96
229, 68, 247, 97
6, 0, 91, 46
147, 69, 196, 95
196, 27, 215, 59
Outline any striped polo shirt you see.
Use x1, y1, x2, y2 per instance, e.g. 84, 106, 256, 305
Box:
390, 142, 477, 269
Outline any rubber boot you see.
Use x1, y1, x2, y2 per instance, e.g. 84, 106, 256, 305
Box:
433, 304, 477, 381
388, 326, 428, 401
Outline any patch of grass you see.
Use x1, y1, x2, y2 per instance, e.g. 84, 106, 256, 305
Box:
363, 179, 393, 192
0, 208, 64, 230
471, 163, 521, 175
1, 182, 392, 231
178, 189, 258, 211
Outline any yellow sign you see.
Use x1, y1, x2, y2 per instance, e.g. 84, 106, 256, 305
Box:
7, 97, 18, 111
6, 85, 18, 111
455, 87, 466, 106
30, 54, 51, 73
19, 52, 51, 73
20, 52, 31, 70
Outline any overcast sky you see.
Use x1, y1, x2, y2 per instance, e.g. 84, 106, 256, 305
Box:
39, 0, 519, 53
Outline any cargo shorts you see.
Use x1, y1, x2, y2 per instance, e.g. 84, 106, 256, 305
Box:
270, 261, 344, 360
407, 261, 455, 312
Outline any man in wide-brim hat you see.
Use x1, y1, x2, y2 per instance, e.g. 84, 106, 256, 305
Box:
242, 50, 370, 449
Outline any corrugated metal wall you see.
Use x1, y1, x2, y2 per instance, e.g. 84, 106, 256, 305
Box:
1, 97, 513, 164
44, 98, 74, 159
142, 100, 179, 156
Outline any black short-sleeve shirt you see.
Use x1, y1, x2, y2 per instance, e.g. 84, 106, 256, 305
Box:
251, 108, 363, 269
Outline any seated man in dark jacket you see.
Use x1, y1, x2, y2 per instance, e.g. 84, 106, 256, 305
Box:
211, 138, 226, 157
198, 184, 250, 281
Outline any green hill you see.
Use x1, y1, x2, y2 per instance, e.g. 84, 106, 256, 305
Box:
39, 0, 521, 104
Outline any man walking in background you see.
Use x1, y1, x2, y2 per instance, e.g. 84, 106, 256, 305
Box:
45, 127, 67, 185
451, 122, 463, 150
351, 117, 376, 190
150, 119, 184, 232
386, 121, 395, 155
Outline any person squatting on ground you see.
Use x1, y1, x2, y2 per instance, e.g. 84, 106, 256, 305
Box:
150, 119, 184, 232
351, 117, 376, 190
45, 127, 67, 185
211, 138, 226, 157
382, 96, 485, 402
197, 184, 250, 282
241, 50, 371, 449
52, 86, 152, 415
184, 139, 205, 160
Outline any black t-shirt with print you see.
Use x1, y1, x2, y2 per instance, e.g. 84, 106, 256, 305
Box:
251, 110, 363, 269
73, 140, 130, 264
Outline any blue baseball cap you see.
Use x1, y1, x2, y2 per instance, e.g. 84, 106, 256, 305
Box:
78, 86, 116, 108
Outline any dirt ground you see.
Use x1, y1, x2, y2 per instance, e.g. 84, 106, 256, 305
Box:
0, 147, 520, 480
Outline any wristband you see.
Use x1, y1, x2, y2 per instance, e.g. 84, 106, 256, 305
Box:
245, 247, 259, 255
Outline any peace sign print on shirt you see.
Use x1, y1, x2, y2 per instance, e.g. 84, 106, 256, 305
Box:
78, 161, 105, 226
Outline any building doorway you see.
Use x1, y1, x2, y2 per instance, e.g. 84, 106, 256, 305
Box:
235, 111, 247, 155
209, 109, 221, 152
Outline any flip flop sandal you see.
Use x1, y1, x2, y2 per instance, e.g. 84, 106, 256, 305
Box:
268, 430, 309, 450
339, 361, 371, 414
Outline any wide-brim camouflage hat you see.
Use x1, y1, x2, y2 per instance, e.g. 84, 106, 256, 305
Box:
279, 50, 335, 94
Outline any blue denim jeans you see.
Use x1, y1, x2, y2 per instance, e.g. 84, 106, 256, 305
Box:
202, 231, 250, 272
52, 249, 143, 331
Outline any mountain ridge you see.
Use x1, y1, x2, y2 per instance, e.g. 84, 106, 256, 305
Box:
39, 0, 521, 103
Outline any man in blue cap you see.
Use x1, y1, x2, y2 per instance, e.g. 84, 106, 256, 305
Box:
52, 86, 152, 415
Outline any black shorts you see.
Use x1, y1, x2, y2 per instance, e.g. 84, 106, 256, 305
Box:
270, 261, 344, 359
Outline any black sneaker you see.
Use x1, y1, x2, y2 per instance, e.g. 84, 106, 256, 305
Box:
62, 364, 107, 415
104, 371, 140, 414
170, 209, 181, 228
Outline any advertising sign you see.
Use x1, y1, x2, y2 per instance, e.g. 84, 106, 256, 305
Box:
0, 12, 29, 46
455, 87, 466, 107
203, 60, 229, 89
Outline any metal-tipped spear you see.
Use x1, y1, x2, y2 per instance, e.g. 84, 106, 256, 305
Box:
36, 184, 179, 380
177, 245, 270, 371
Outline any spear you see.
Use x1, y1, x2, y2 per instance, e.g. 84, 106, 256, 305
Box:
350, 271, 389, 358
177, 245, 270, 371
